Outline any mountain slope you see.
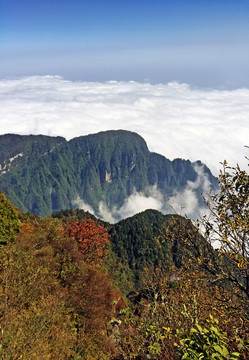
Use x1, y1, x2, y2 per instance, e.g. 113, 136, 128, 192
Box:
0, 130, 218, 218
52, 207, 215, 293
108, 208, 213, 291
0, 133, 65, 172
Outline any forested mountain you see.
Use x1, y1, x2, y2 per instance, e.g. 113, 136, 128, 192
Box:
0, 130, 218, 219
1, 186, 248, 359
53, 208, 214, 293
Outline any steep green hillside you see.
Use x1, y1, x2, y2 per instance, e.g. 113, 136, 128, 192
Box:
0, 130, 218, 218
108, 209, 212, 291
0, 133, 65, 171
69, 130, 151, 210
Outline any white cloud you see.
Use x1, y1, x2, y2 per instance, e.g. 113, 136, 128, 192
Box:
72, 186, 164, 223
72, 168, 212, 222
116, 185, 164, 220
71, 166, 215, 222
98, 201, 115, 224
166, 165, 212, 218
0, 76, 248, 175
72, 196, 95, 214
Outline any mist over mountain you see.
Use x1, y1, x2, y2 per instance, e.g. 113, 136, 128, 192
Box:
0, 130, 218, 221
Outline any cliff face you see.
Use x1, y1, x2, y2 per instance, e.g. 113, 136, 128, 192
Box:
0, 130, 218, 218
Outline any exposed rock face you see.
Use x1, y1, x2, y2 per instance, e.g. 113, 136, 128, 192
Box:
105, 171, 112, 183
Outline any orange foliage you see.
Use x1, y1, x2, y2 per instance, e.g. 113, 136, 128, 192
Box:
63, 218, 109, 264
19, 223, 35, 233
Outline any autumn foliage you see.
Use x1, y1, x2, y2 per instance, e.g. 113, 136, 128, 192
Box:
63, 217, 109, 264
0, 216, 118, 359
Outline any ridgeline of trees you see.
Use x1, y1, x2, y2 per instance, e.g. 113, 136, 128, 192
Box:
0, 157, 248, 359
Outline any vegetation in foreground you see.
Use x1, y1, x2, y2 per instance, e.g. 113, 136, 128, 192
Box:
0, 157, 248, 359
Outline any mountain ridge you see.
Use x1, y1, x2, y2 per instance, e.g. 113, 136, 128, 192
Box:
0, 130, 218, 219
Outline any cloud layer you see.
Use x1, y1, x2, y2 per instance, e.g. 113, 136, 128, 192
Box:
0, 76, 248, 175
166, 164, 212, 219
72, 165, 214, 223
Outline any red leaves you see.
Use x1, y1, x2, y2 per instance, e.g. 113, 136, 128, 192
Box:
63, 218, 109, 265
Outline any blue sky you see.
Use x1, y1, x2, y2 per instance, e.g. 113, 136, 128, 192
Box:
1, 0, 249, 88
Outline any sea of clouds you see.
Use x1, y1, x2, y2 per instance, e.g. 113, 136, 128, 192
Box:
0, 76, 249, 174
0, 76, 248, 175
0, 75, 248, 221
